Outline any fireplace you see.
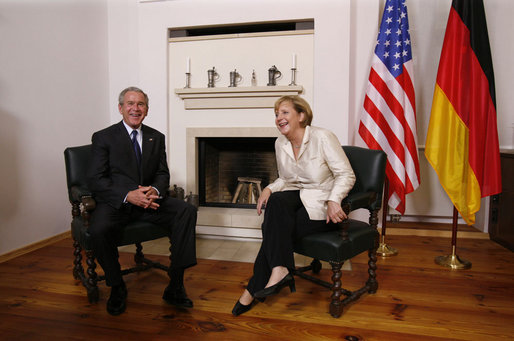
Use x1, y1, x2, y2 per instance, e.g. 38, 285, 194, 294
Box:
184, 127, 279, 239
198, 137, 278, 208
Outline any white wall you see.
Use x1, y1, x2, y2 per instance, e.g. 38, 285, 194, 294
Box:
485, 0, 514, 149
0, 0, 110, 255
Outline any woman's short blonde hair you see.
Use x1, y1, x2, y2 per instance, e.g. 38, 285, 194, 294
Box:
274, 95, 313, 127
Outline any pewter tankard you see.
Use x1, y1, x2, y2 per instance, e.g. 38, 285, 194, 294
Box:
229, 69, 242, 87
267, 65, 281, 86
185, 192, 199, 209
207, 67, 220, 87
170, 184, 185, 200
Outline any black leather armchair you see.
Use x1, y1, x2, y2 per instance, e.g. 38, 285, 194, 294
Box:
293, 146, 387, 317
64, 144, 172, 303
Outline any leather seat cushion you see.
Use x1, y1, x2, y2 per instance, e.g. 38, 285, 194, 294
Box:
293, 219, 378, 262
71, 217, 169, 250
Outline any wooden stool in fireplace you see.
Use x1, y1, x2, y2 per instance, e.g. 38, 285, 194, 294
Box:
232, 177, 262, 204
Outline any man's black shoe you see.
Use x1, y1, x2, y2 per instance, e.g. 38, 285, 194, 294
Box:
162, 285, 193, 308
106, 282, 127, 316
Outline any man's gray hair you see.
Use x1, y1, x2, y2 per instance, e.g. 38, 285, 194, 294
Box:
118, 86, 149, 107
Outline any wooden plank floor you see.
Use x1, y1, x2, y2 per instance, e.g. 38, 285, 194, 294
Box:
1, 234, 513, 340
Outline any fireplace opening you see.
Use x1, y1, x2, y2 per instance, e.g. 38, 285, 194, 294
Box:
198, 137, 278, 208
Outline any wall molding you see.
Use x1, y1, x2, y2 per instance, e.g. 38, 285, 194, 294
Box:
175, 85, 303, 109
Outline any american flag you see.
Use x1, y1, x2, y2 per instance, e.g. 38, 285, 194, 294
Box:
358, 0, 420, 214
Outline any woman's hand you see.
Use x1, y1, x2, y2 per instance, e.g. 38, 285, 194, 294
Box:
256, 188, 272, 216
326, 200, 347, 224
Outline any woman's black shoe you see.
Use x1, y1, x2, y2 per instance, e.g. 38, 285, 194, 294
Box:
253, 273, 296, 299
232, 300, 254, 316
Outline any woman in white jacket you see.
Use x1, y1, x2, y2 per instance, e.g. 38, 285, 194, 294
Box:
232, 95, 356, 316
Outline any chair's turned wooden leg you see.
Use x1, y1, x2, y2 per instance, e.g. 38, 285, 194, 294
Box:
369, 209, 379, 230
366, 249, 378, 293
72, 239, 84, 280
71, 203, 84, 280
329, 261, 344, 318
134, 242, 144, 265
85, 250, 99, 303
166, 236, 173, 281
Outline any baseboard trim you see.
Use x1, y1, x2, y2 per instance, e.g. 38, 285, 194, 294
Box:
0, 231, 71, 263
379, 227, 489, 239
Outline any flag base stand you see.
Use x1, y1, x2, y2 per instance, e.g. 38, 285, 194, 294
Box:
435, 246, 471, 270
376, 236, 398, 257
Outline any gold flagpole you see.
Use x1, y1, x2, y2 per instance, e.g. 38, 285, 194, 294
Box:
435, 206, 471, 269
377, 178, 398, 257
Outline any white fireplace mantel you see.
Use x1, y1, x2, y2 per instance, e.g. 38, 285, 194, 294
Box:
175, 85, 303, 109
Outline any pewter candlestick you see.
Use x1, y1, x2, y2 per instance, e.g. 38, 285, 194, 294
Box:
289, 68, 297, 86
184, 72, 191, 88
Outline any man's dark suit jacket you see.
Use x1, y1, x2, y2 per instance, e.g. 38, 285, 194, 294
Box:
87, 121, 170, 209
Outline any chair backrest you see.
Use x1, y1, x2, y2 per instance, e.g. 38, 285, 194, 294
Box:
342, 146, 387, 211
64, 144, 92, 203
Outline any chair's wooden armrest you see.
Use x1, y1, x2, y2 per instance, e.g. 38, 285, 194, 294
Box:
339, 191, 377, 240
337, 220, 350, 241
69, 185, 96, 226
342, 202, 350, 215
80, 195, 96, 226
70, 186, 93, 203
81, 196, 96, 212
342, 191, 377, 212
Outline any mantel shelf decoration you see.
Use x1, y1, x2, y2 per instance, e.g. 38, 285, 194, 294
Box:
175, 85, 303, 110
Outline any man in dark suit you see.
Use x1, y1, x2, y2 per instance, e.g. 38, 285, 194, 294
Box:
87, 86, 197, 316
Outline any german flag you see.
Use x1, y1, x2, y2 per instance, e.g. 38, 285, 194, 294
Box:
425, 0, 501, 225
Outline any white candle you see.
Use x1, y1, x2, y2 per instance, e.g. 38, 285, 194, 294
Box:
186, 57, 191, 73
292, 53, 297, 69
